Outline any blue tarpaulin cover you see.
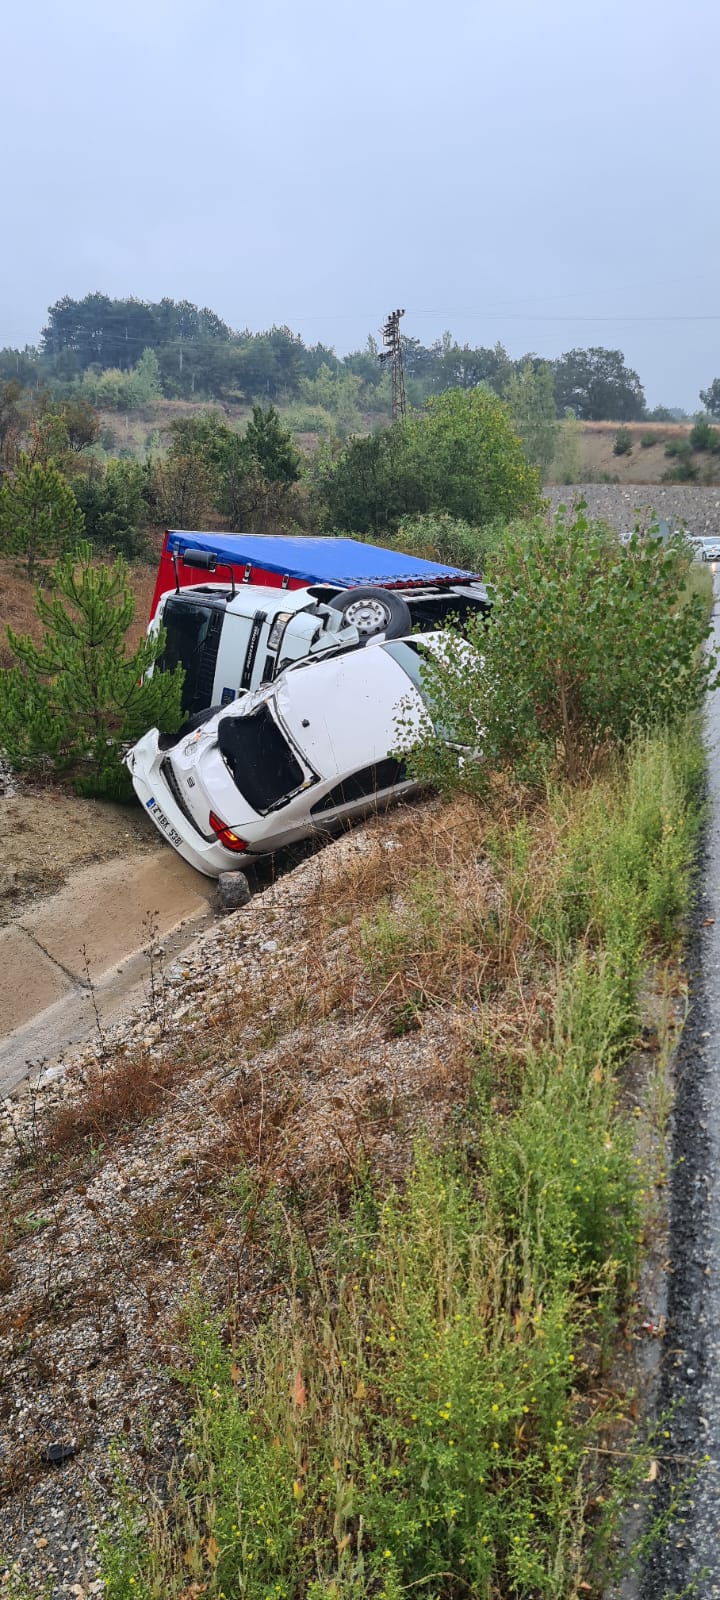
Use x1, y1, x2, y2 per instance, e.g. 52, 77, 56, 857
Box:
166, 530, 479, 588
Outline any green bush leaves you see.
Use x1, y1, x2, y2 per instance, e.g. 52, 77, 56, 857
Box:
401, 505, 717, 787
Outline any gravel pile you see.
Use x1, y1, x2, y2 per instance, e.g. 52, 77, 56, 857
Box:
543, 483, 720, 537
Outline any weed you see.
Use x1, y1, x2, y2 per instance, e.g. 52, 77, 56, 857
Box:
41, 1045, 189, 1161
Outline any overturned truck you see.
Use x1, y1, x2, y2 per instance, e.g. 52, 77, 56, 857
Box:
148, 530, 489, 714
128, 531, 488, 895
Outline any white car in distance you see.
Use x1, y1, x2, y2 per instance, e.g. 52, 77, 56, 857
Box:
126, 634, 459, 884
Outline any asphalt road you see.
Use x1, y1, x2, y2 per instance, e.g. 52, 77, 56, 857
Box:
641, 569, 720, 1596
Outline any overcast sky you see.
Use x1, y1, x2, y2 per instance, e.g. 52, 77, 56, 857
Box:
2, 0, 718, 409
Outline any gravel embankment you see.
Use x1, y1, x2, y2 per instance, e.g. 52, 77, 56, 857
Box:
543, 483, 720, 537
0, 801, 469, 1597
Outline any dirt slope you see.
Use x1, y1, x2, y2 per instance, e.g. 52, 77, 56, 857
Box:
546, 421, 720, 487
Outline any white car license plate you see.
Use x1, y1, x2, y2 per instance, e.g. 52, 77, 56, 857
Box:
146, 798, 182, 849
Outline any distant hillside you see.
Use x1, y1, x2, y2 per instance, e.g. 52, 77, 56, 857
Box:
547, 421, 720, 486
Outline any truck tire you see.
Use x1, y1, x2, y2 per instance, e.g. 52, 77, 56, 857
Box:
328, 586, 411, 641
216, 870, 252, 912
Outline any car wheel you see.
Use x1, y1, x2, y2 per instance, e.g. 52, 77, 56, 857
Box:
216, 870, 252, 912
328, 585, 412, 641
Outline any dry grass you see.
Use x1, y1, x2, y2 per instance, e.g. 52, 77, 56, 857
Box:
301, 796, 559, 1032
30, 792, 561, 1204
40, 1043, 192, 1160
169, 797, 566, 1215
550, 420, 717, 485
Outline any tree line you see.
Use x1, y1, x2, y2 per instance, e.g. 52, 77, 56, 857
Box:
0, 291, 680, 421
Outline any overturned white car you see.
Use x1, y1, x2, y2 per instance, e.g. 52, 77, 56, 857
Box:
126, 635, 458, 881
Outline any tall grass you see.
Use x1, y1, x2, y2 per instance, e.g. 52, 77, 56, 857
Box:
99, 727, 703, 1599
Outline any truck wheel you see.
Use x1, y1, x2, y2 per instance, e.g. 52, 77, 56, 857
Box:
216, 871, 252, 912
328, 585, 411, 641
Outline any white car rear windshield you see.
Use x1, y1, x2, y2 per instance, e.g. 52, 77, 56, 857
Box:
217, 704, 307, 812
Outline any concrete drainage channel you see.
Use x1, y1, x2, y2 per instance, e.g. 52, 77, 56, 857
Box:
0, 850, 217, 1097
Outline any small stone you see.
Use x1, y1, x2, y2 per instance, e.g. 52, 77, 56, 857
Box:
42, 1441, 77, 1465
217, 871, 252, 912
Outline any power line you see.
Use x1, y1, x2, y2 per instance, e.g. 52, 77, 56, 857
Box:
406, 309, 720, 324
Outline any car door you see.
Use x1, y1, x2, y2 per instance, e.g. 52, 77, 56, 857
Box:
308, 757, 415, 833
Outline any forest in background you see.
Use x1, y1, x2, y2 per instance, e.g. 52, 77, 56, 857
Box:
4, 292, 720, 580
0, 291, 692, 428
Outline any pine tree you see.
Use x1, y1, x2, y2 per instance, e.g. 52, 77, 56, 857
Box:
0, 454, 85, 578
0, 541, 184, 798
245, 404, 301, 484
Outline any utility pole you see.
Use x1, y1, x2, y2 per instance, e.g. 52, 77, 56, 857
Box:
379, 307, 406, 421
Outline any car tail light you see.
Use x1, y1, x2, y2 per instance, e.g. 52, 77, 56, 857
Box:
208, 811, 248, 852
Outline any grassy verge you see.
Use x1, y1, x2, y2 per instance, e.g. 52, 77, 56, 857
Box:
95, 722, 703, 1600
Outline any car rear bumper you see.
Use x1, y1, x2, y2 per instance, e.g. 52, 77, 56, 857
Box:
125, 730, 239, 879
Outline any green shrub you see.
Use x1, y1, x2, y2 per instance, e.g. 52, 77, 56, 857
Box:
639, 431, 658, 448
0, 542, 183, 797
73, 460, 151, 558
395, 511, 497, 571
613, 428, 632, 456
317, 386, 540, 535
397, 506, 717, 787
664, 437, 691, 458
662, 456, 698, 483
282, 402, 336, 436
690, 418, 720, 452
548, 418, 583, 484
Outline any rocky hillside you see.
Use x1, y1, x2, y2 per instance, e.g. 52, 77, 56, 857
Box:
544, 482, 720, 538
